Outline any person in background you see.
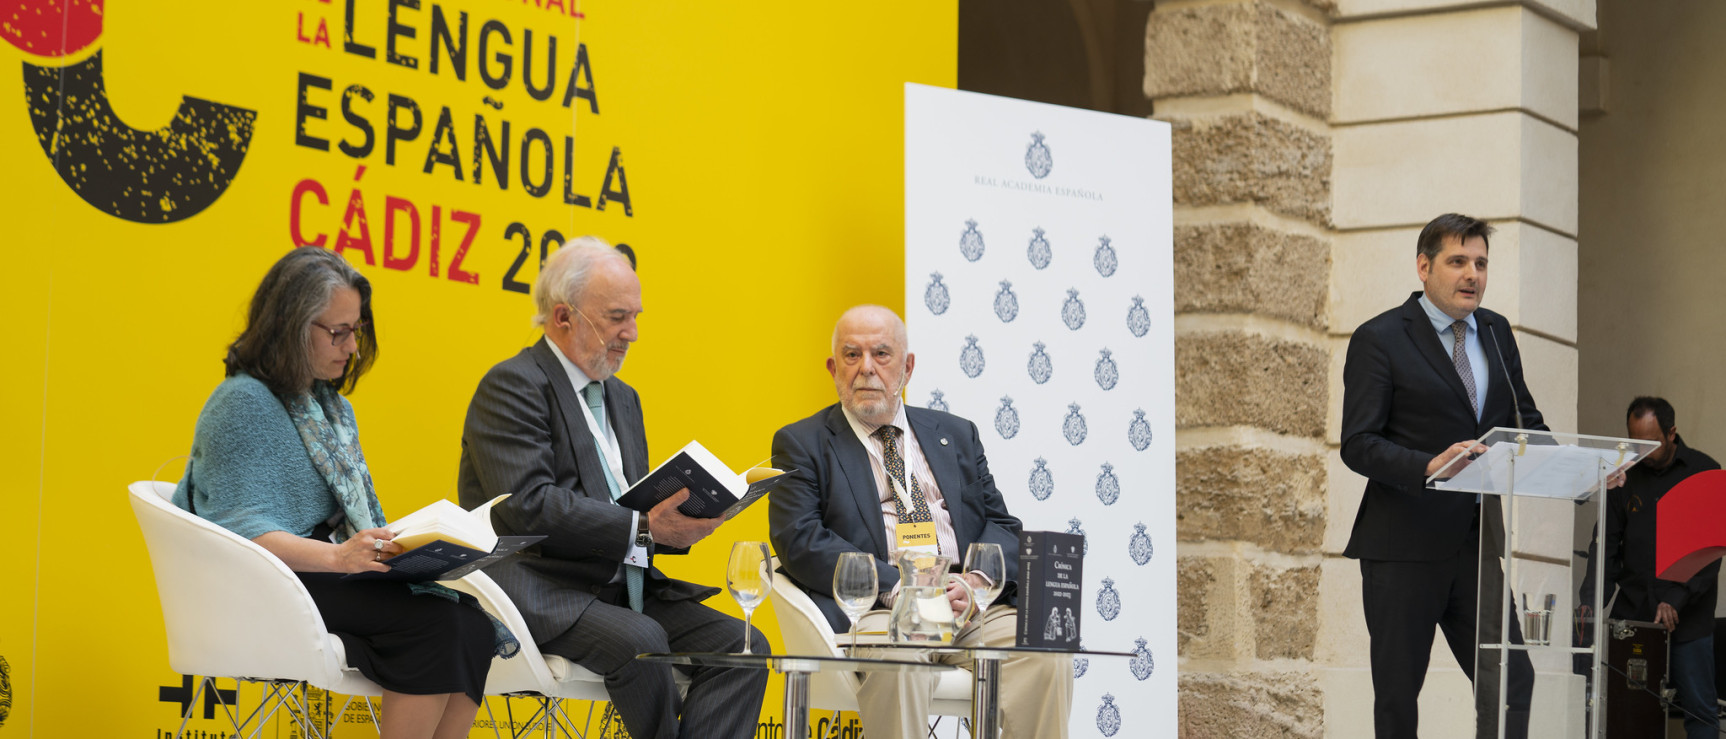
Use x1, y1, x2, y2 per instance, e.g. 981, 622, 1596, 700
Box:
1599, 396, 1721, 738
176, 248, 508, 739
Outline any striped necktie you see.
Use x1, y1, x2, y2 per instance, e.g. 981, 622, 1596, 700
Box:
1450, 320, 1478, 417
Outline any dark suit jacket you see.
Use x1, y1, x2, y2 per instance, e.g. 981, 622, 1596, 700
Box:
769, 403, 1023, 633
458, 340, 715, 643
1341, 292, 1548, 562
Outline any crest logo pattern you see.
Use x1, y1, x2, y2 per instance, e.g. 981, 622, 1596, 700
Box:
907, 99, 1169, 734
1094, 235, 1118, 277
1061, 288, 1086, 330
1128, 409, 1153, 451
993, 280, 1019, 322
994, 396, 1020, 439
1028, 458, 1053, 501
1097, 576, 1121, 621
1094, 348, 1118, 390
1095, 462, 1119, 505
1062, 403, 1088, 445
1130, 637, 1154, 681
1027, 342, 1053, 384
924, 273, 951, 315
1066, 517, 1088, 554
1027, 227, 1052, 270
1025, 131, 1053, 179
959, 219, 986, 262
1129, 522, 1153, 565
960, 335, 986, 378
1127, 295, 1151, 337
1096, 694, 1121, 737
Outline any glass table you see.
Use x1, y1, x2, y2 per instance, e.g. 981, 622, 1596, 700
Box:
635, 652, 956, 739
853, 641, 1136, 738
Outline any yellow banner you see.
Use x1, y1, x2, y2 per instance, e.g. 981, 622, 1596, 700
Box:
0, 0, 953, 734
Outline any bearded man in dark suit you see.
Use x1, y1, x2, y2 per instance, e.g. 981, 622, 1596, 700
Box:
458, 237, 767, 739
770, 305, 1071, 739
1341, 213, 1544, 738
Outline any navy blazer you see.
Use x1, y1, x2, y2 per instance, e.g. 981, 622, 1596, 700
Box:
769, 403, 1024, 633
1340, 292, 1548, 562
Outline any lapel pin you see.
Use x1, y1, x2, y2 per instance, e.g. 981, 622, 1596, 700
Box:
940, 438, 949, 446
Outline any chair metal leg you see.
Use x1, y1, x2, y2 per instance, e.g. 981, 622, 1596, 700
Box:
483, 697, 506, 739
167, 677, 346, 739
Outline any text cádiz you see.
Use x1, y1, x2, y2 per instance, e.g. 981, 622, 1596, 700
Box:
294, 0, 629, 213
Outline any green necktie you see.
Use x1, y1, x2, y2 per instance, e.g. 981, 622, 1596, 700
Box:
584, 381, 644, 612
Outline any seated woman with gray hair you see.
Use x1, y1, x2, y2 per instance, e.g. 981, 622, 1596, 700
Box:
174, 248, 511, 738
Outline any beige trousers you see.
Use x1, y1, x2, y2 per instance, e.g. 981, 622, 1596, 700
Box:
854, 605, 1073, 739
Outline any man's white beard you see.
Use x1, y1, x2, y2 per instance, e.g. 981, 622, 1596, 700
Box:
851, 395, 898, 425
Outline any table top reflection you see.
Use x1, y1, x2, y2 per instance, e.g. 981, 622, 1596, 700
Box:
635, 651, 961, 674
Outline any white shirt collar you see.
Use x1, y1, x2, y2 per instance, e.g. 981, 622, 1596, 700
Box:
545, 335, 598, 394
1418, 292, 1476, 336
841, 400, 909, 441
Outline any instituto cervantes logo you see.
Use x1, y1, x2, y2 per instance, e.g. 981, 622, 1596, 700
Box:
1024, 131, 1052, 178
5, 0, 257, 223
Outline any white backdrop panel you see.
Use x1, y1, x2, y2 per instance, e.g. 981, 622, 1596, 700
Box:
904, 83, 1174, 739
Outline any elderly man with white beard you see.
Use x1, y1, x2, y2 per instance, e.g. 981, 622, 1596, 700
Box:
768, 304, 1072, 739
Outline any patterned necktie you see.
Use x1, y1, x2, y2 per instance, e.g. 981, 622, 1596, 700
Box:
584, 381, 644, 612
1451, 320, 1478, 417
874, 425, 933, 524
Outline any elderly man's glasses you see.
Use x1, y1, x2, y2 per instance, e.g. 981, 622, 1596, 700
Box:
311, 321, 367, 347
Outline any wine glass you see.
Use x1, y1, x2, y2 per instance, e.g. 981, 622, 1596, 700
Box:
832, 552, 879, 652
727, 541, 772, 654
963, 542, 1006, 610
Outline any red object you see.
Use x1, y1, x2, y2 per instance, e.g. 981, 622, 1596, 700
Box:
3, 0, 104, 57
1655, 469, 1726, 582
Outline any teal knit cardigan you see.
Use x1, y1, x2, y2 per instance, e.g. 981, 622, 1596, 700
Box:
173, 374, 346, 542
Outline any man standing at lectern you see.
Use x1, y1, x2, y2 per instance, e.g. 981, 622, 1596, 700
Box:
1600, 396, 1721, 739
1340, 213, 1543, 738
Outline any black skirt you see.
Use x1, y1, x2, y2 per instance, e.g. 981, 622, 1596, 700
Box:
297, 573, 493, 704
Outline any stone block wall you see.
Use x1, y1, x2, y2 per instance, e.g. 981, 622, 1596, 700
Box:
1147, 1, 1335, 737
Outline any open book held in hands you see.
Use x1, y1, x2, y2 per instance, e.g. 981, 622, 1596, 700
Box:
614, 440, 792, 520
345, 494, 545, 582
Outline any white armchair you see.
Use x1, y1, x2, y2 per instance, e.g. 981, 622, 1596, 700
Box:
445, 571, 656, 738
128, 480, 381, 739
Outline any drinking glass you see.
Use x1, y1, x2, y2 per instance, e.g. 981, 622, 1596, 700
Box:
963, 542, 1006, 609
727, 541, 772, 654
832, 552, 879, 652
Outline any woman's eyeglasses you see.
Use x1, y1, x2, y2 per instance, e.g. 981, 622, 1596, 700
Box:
311, 321, 368, 347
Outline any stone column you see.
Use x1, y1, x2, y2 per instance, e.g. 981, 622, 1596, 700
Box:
1324, 1, 1588, 736
1145, 1, 1334, 737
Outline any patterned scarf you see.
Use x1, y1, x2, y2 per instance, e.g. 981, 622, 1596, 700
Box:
285, 381, 518, 659
285, 381, 383, 542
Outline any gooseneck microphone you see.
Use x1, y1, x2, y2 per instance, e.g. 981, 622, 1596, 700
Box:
1485, 322, 1524, 430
